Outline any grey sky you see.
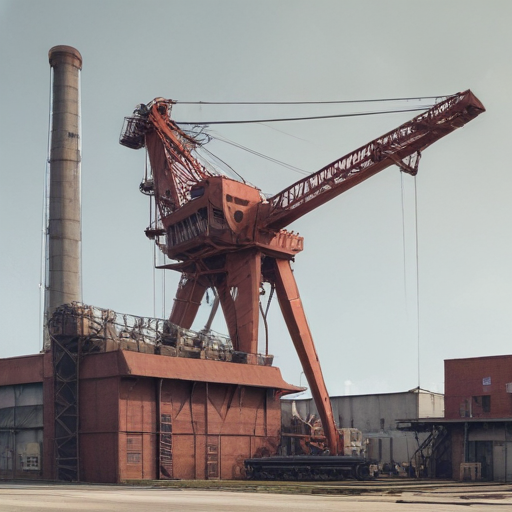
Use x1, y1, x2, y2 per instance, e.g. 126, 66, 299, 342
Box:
0, 0, 510, 397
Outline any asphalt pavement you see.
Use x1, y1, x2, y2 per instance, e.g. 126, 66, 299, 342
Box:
0, 481, 511, 511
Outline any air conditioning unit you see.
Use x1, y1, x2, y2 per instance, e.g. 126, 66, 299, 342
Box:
506, 383, 512, 394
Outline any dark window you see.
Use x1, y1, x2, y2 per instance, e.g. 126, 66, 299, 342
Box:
26, 456, 39, 469
190, 186, 204, 199
472, 395, 491, 414
380, 418, 385, 430
234, 197, 249, 206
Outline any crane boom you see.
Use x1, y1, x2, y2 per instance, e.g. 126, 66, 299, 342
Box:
265, 90, 485, 230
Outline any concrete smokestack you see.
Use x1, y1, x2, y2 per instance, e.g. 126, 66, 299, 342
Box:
46, 46, 82, 322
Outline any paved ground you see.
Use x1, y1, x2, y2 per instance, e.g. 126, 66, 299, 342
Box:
0, 481, 512, 511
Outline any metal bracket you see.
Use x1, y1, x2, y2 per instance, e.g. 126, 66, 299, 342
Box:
388, 151, 421, 176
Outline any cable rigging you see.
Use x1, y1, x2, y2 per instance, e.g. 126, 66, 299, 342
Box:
175, 94, 445, 105
160, 96, 444, 178
178, 103, 437, 178
413, 177, 421, 389
203, 132, 310, 176
176, 106, 433, 125
400, 171, 422, 390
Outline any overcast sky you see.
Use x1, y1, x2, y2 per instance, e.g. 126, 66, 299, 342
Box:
1, 0, 510, 397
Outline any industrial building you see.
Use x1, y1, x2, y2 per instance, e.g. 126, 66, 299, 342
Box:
399, 354, 512, 482
281, 388, 444, 473
0, 303, 298, 482
444, 354, 512, 481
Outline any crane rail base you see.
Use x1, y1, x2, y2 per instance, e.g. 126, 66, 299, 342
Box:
244, 456, 373, 481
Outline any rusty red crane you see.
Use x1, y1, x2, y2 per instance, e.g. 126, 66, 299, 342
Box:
120, 91, 485, 455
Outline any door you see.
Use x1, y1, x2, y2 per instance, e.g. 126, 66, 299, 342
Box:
493, 442, 506, 482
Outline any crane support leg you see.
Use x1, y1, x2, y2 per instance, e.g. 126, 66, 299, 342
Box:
273, 258, 339, 455
169, 273, 208, 329
216, 249, 261, 354
216, 280, 239, 347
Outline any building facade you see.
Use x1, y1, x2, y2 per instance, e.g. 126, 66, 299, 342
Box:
0, 304, 299, 483
0, 355, 46, 480
281, 388, 444, 469
444, 355, 512, 481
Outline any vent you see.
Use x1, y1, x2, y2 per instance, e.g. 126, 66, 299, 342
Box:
506, 383, 512, 393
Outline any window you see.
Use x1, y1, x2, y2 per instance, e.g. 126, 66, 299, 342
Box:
127, 453, 141, 464
472, 395, 491, 415
26, 456, 39, 469
127, 436, 142, 464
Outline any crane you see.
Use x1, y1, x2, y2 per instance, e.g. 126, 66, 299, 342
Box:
120, 90, 485, 456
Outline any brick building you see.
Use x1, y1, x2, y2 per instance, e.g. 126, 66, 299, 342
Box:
402, 355, 512, 481
445, 355, 512, 420
0, 304, 299, 483
443, 355, 512, 481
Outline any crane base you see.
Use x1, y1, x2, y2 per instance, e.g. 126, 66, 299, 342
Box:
244, 455, 374, 481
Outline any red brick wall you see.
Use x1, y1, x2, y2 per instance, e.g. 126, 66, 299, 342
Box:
80, 376, 120, 482
0, 354, 44, 386
445, 355, 512, 419
76, 352, 286, 482
161, 380, 281, 480
118, 377, 157, 481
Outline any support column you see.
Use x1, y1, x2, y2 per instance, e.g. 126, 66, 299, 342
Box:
273, 258, 339, 455
217, 249, 261, 354
169, 273, 208, 328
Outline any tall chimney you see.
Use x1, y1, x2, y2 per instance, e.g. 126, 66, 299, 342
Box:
46, 46, 82, 323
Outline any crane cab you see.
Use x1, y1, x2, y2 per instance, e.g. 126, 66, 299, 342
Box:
160, 176, 260, 260
160, 176, 303, 261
